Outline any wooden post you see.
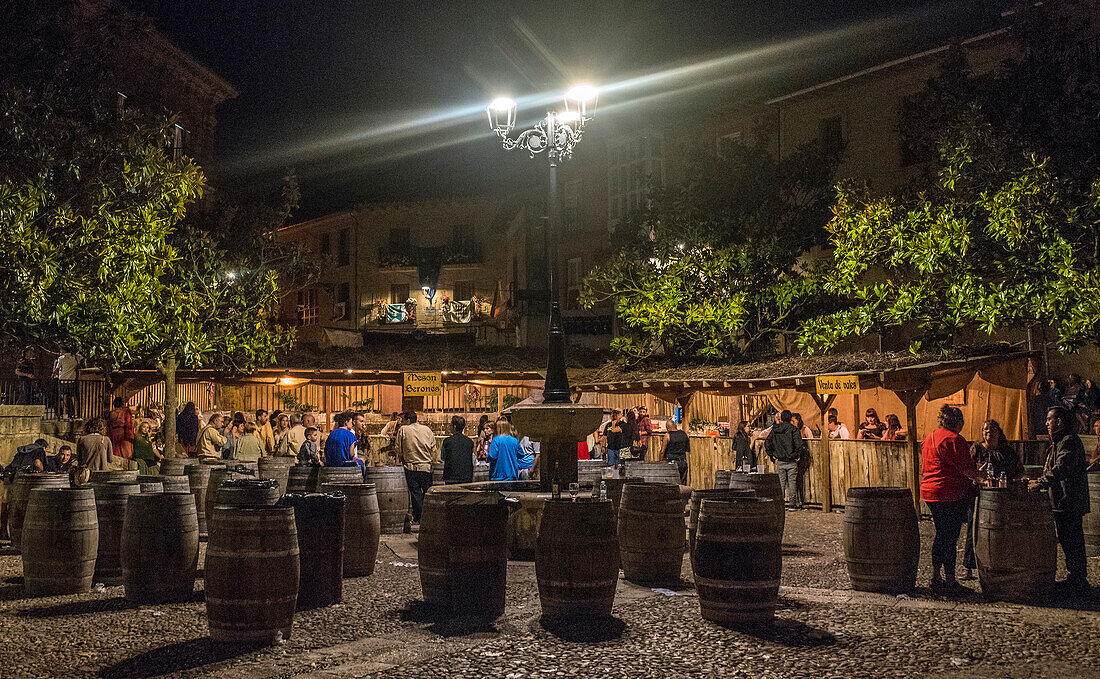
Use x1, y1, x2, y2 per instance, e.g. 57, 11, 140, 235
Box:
811, 393, 837, 513
323, 385, 332, 433
897, 388, 926, 515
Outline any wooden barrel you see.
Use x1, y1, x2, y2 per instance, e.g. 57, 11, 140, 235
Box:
1085, 471, 1100, 557
22, 488, 99, 595
287, 465, 320, 493
258, 456, 294, 495
319, 466, 363, 487
694, 497, 782, 625
364, 466, 409, 534
473, 462, 490, 482
320, 483, 381, 577
91, 482, 141, 585
137, 478, 164, 493
160, 458, 196, 476
975, 488, 1056, 603
431, 462, 445, 486
418, 489, 509, 616
8, 472, 69, 551
536, 498, 619, 619
281, 492, 345, 610
213, 478, 280, 513
842, 487, 919, 593
90, 470, 139, 485
714, 470, 732, 490
688, 489, 756, 561
121, 492, 199, 603
205, 468, 239, 524
186, 465, 211, 537
160, 475, 190, 493
617, 482, 686, 586
729, 472, 784, 536
624, 460, 681, 485
578, 460, 606, 488
205, 506, 299, 643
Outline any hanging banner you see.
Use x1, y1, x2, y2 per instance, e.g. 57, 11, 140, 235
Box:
815, 375, 861, 394
403, 372, 442, 397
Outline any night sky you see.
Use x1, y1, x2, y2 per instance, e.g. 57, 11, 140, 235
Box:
122, 1, 1003, 217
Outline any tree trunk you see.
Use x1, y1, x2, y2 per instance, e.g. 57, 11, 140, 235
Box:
161, 353, 178, 458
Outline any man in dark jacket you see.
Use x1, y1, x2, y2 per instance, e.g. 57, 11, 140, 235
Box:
1031, 406, 1091, 595
766, 410, 808, 510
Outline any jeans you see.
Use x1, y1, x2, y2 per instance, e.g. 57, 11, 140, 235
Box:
1054, 511, 1088, 584
670, 456, 688, 485
404, 468, 432, 524
606, 447, 621, 467
776, 460, 801, 507
928, 498, 971, 575
962, 497, 977, 570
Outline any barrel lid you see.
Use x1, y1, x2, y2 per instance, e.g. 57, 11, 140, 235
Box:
28, 486, 92, 498
222, 478, 279, 490
225, 464, 257, 476
847, 487, 912, 499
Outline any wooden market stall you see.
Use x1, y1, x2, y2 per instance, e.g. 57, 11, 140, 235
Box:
575, 350, 1039, 513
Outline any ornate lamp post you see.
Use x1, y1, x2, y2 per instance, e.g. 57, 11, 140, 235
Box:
486, 86, 598, 404
486, 87, 605, 492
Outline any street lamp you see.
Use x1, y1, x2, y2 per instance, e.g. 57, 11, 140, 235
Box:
487, 85, 598, 404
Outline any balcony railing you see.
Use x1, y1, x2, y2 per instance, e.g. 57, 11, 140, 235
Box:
377, 241, 483, 269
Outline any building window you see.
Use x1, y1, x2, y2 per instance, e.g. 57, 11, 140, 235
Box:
319, 232, 332, 255
390, 283, 410, 304
337, 228, 351, 267
453, 280, 474, 301
567, 257, 583, 310
171, 124, 188, 161
819, 116, 844, 156
388, 228, 411, 250
607, 133, 664, 223
334, 282, 350, 321
297, 289, 318, 327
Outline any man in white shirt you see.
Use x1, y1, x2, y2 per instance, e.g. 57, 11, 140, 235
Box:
827, 415, 851, 439
395, 411, 437, 526
51, 348, 81, 419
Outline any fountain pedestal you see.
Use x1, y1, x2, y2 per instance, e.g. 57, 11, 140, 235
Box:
506, 402, 604, 492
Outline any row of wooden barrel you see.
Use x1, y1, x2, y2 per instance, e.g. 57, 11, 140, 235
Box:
16, 475, 393, 644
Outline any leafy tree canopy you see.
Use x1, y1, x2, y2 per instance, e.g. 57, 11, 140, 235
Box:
799, 2, 1100, 354
582, 137, 841, 361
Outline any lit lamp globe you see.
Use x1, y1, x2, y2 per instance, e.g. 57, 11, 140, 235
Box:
486, 97, 517, 133
564, 84, 598, 121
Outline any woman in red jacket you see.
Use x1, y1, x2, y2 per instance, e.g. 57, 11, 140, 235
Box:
921, 405, 980, 594
106, 396, 134, 459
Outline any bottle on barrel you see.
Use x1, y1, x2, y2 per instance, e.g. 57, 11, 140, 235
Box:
551, 462, 561, 500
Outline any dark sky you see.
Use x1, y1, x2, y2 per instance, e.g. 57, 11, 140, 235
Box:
122, 1, 1003, 217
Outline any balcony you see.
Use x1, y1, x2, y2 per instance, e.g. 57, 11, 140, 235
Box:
377, 241, 483, 269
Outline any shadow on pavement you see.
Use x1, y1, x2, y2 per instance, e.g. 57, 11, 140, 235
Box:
539, 614, 626, 643
720, 617, 836, 648
399, 600, 501, 637
17, 595, 139, 618
98, 637, 261, 678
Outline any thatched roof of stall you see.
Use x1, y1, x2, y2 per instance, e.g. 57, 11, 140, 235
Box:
572, 345, 1035, 397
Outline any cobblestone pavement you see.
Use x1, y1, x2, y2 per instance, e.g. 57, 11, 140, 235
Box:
0, 510, 1096, 678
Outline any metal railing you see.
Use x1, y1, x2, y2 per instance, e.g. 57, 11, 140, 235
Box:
0, 377, 105, 421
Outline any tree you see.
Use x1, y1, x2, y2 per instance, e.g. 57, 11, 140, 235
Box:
0, 3, 305, 444
799, 4, 1100, 355
581, 137, 841, 361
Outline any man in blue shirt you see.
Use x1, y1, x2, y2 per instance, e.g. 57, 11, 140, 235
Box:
324, 412, 362, 471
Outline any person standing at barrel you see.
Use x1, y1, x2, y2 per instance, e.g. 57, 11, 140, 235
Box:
324, 412, 361, 471
232, 422, 266, 463
441, 415, 474, 484
1030, 406, 1091, 596
176, 402, 201, 456
256, 409, 275, 455
107, 397, 134, 460
765, 410, 807, 510
661, 420, 690, 484
396, 411, 436, 524
601, 409, 626, 468
733, 421, 755, 470
962, 419, 1022, 579
921, 405, 980, 594
195, 413, 227, 463
487, 417, 525, 482
77, 418, 118, 472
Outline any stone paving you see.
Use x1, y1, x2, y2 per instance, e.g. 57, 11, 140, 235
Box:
0, 510, 1097, 678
